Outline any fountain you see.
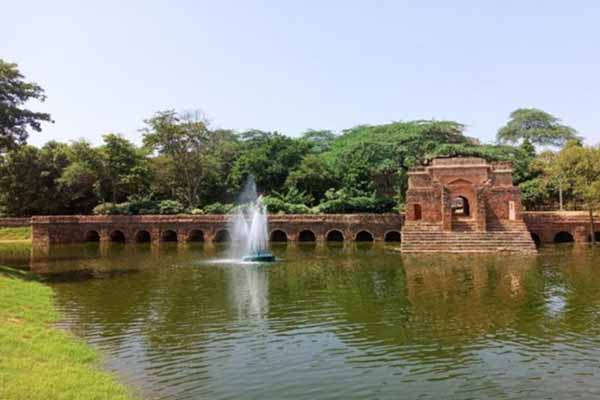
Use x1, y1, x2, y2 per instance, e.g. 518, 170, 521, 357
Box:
229, 178, 276, 263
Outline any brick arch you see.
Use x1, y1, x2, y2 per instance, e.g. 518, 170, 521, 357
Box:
134, 230, 152, 243
447, 178, 473, 186
214, 229, 231, 243
270, 229, 288, 242
187, 229, 204, 242
298, 229, 316, 242
109, 229, 126, 243
530, 232, 541, 247
554, 231, 574, 243
326, 229, 344, 242
84, 230, 100, 242
384, 230, 401, 242
355, 230, 374, 242
160, 229, 178, 242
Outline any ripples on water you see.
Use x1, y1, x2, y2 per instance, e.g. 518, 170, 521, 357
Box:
3, 242, 600, 399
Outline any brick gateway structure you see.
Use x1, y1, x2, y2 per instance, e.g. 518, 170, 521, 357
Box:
402, 158, 537, 253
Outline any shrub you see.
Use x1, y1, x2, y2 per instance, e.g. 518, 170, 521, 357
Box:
190, 208, 205, 215
204, 202, 235, 214
316, 192, 396, 214
128, 199, 160, 215
261, 196, 314, 214
92, 203, 130, 215
158, 200, 186, 215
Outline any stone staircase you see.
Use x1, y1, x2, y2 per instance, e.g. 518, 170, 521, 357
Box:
401, 219, 537, 254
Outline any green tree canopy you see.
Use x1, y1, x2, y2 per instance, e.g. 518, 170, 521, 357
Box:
0, 59, 52, 152
142, 110, 210, 208
229, 131, 310, 194
556, 141, 600, 243
497, 108, 579, 147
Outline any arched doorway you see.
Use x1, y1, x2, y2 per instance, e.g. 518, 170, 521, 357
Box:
187, 230, 204, 242
298, 230, 316, 242
451, 196, 470, 217
270, 230, 288, 242
384, 231, 401, 242
554, 231, 574, 243
214, 230, 230, 243
109, 230, 126, 243
161, 230, 178, 242
355, 231, 374, 242
135, 230, 151, 243
326, 230, 344, 242
84, 230, 100, 242
530, 232, 541, 248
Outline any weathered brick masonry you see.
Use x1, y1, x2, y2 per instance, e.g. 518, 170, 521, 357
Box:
31, 214, 405, 245
0, 218, 32, 227
523, 212, 600, 244
24, 211, 600, 247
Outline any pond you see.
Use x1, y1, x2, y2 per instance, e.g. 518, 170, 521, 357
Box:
3, 242, 600, 399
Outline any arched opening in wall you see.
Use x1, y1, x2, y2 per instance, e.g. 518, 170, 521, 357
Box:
588, 232, 600, 242
554, 231, 574, 243
135, 230, 151, 243
214, 230, 231, 243
384, 231, 401, 242
84, 230, 100, 242
414, 204, 422, 220
326, 230, 344, 242
530, 232, 541, 248
451, 196, 470, 217
355, 231, 374, 242
298, 230, 316, 242
270, 230, 288, 242
187, 230, 204, 242
161, 230, 178, 242
109, 230, 126, 243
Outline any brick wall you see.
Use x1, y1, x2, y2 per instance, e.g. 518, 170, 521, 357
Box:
0, 218, 31, 227
32, 214, 405, 244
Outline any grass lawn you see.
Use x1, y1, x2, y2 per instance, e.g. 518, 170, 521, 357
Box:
0, 265, 137, 400
0, 227, 31, 242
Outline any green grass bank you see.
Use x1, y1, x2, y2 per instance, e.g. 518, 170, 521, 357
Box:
0, 227, 31, 242
0, 265, 136, 400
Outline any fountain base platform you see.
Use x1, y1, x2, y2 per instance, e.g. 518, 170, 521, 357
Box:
242, 251, 276, 262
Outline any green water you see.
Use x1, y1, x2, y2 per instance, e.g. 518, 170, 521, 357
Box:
3, 242, 600, 399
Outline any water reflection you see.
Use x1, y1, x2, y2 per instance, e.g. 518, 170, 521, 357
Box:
227, 265, 269, 320
3, 242, 600, 399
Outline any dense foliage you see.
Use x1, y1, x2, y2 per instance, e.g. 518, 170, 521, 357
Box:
0, 59, 52, 152
1, 60, 596, 217
1, 108, 595, 217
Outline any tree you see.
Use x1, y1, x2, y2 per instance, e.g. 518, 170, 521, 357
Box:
300, 129, 336, 154
98, 134, 152, 203
0, 143, 70, 216
142, 110, 209, 208
497, 108, 579, 147
57, 140, 104, 213
0, 59, 52, 152
553, 141, 600, 244
286, 154, 339, 203
229, 131, 310, 194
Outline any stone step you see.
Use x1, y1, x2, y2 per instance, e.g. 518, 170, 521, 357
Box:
400, 220, 537, 253
402, 249, 538, 254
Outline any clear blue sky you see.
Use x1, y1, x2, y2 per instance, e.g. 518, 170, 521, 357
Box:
4, 0, 599, 146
